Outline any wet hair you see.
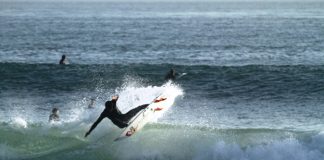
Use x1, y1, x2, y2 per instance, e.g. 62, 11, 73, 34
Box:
52, 108, 59, 113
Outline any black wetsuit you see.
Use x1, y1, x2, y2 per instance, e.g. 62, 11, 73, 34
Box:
86, 99, 148, 136
165, 69, 178, 81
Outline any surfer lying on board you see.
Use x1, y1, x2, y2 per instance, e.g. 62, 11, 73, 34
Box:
84, 96, 149, 137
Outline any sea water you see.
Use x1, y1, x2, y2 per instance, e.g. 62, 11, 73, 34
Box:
1, 1, 324, 160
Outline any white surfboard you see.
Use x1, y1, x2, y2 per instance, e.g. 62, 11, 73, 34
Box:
114, 92, 178, 141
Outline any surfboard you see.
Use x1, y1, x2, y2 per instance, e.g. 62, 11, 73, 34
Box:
114, 92, 178, 141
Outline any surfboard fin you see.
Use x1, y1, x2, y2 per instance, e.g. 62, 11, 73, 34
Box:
154, 98, 167, 103
154, 107, 163, 111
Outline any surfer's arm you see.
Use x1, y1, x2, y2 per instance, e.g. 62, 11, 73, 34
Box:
85, 115, 105, 137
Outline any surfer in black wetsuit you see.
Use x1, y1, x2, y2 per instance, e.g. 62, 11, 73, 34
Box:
49, 107, 60, 122
84, 96, 149, 137
165, 68, 178, 81
59, 55, 68, 65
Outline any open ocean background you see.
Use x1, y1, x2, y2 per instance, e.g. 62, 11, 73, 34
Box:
1, 1, 324, 160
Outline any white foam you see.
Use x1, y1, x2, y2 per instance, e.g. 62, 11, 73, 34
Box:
115, 81, 183, 115
10, 117, 28, 129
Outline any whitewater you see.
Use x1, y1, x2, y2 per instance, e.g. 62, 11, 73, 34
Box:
1, 1, 324, 160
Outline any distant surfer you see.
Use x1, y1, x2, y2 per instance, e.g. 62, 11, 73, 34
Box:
165, 68, 184, 81
165, 68, 177, 81
88, 98, 95, 109
59, 55, 68, 65
49, 108, 60, 122
84, 96, 149, 137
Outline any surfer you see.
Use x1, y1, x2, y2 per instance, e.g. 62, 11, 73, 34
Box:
88, 98, 95, 109
59, 55, 68, 65
84, 96, 149, 137
165, 68, 178, 81
49, 107, 60, 122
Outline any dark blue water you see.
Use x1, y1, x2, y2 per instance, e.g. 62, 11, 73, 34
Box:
1, 1, 324, 160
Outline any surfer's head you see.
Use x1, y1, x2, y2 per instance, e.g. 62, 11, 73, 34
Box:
52, 108, 59, 114
88, 98, 95, 108
59, 55, 67, 65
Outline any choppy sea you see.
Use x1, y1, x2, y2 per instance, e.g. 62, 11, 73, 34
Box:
1, 1, 324, 160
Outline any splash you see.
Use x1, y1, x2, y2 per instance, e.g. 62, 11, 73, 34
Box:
10, 117, 27, 129
115, 80, 184, 116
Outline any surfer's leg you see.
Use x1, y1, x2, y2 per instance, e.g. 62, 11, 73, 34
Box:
123, 104, 149, 122
111, 119, 129, 128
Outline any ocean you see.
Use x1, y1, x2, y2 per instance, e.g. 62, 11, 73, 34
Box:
1, 1, 324, 160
